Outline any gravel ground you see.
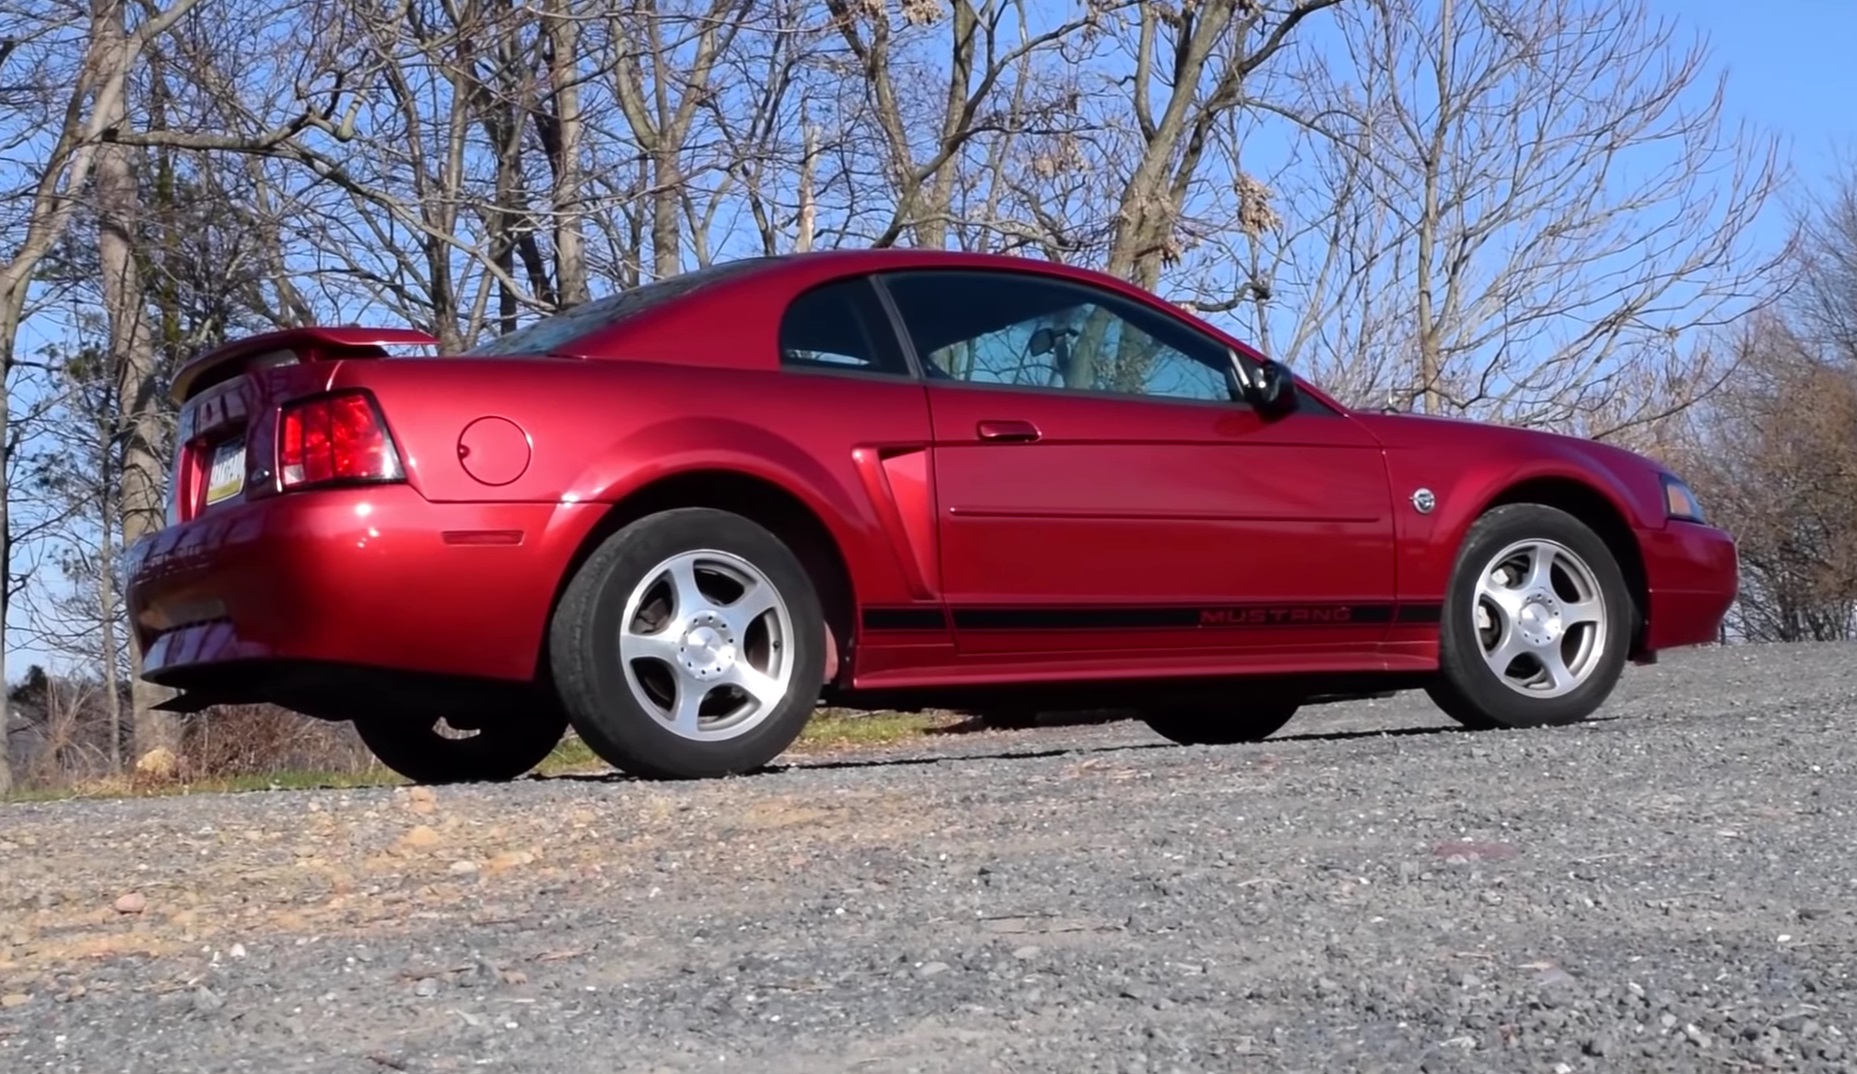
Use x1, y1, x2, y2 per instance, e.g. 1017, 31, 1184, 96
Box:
3, 641, 1856, 1074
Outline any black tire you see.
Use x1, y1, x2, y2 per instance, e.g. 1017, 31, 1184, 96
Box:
1426, 503, 1632, 730
1141, 699, 1300, 746
353, 707, 568, 784
977, 707, 1041, 729
548, 507, 826, 780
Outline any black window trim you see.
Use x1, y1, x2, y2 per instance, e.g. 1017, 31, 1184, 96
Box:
871, 267, 1258, 410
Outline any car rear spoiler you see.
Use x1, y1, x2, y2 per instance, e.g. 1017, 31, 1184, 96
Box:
170, 326, 440, 404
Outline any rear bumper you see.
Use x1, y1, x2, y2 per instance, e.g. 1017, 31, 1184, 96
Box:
126, 486, 601, 690
1637, 520, 1738, 652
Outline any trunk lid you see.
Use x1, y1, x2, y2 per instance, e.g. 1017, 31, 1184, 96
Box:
167, 327, 437, 524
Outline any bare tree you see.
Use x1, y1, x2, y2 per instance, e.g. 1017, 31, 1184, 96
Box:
124, 0, 565, 349
1252, 0, 1785, 432
541, 0, 590, 305
16, 326, 132, 769
1793, 154, 1857, 357
0, 0, 213, 793
821, 0, 1100, 251
91, 0, 179, 761
1681, 318, 1857, 642
1679, 167, 1857, 642
606, 0, 757, 276
1093, 0, 1341, 291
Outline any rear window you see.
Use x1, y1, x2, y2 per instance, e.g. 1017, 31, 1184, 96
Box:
464, 258, 776, 357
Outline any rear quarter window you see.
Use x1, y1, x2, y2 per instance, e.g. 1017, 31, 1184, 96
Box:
777, 278, 911, 376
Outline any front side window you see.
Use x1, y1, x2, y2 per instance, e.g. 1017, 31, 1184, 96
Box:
880, 270, 1239, 404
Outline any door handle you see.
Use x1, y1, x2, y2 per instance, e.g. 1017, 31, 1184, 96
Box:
976, 419, 1041, 443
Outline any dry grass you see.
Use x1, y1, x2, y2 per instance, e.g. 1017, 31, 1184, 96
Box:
792, 708, 974, 750
3, 767, 403, 802
5, 708, 970, 802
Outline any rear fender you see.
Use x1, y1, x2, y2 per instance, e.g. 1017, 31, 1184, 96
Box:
553, 418, 924, 668
575, 417, 863, 527
568, 417, 921, 610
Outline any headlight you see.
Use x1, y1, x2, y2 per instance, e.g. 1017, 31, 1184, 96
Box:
1662, 473, 1705, 523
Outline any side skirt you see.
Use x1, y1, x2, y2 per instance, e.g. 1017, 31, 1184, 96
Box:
859, 600, 1443, 635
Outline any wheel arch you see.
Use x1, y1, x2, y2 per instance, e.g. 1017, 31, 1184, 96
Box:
1477, 475, 1650, 655
538, 469, 859, 685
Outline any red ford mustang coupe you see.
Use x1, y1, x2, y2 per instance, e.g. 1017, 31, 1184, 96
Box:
125, 249, 1737, 783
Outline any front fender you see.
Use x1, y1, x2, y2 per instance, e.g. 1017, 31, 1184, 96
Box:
1378, 434, 1665, 604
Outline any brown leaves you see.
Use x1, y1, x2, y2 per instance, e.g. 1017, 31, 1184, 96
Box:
899, 0, 943, 26
1682, 314, 1857, 640
1233, 172, 1282, 240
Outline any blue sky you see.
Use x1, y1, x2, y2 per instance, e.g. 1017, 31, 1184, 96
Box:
1677, 0, 1854, 230
3, 0, 1852, 682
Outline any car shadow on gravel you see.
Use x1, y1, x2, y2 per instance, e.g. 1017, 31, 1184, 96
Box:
531, 741, 1179, 784
531, 718, 1520, 785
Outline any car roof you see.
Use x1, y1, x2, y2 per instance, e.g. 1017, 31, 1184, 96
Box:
510, 248, 1356, 410
537, 248, 1231, 365
468, 249, 1128, 361
736, 247, 1138, 287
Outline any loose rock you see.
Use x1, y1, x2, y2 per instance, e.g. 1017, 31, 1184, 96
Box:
0, 644, 1853, 1073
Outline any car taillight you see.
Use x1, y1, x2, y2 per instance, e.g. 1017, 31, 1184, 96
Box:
277, 391, 403, 490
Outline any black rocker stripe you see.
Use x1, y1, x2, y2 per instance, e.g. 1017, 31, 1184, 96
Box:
861, 606, 949, 631
861, 602, 1445, 632
1394, 602, 1444, 624
955, 603, 1392, 631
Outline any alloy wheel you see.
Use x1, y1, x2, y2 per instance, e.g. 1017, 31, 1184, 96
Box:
1471, 537, 1608, 699
617, 549, 796, 741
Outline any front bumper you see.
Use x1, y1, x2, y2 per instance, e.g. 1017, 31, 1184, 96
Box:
1637, 520, 1738, 652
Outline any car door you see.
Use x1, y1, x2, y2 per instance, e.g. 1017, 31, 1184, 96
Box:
875, 267, 1399, 658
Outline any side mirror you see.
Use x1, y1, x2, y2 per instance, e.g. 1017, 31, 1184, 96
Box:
1237, 355, 1297, 416
1028, 326, 1057, 357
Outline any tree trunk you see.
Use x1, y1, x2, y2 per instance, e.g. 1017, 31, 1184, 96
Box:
1104, 157, 1180, 293
911, 0, 978, 249
795, 121, 818, 253
1412, 0, 1453, 413
0, 308, 11, 795
0, 0, 205, 792
651, 156, 682, 279
93, 3, 179, 765
1103, 0, 1340, 292
96, 431, 125, 772
543, 0, 588, 306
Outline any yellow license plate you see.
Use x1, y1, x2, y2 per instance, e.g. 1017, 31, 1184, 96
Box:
204, 437, 246, 505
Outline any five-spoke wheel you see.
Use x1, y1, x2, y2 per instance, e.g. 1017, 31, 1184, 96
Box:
618, 549, 797, 743
1471, 538, 1608, 699
549, 507, 826, 779
1428, 504, 1631, 729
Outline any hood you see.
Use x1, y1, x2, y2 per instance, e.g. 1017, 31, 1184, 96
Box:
1344, 406, 1686, 531
1352, 408, 1669, 471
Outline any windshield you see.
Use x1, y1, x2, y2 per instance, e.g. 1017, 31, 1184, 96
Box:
463, 258, 777, 357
